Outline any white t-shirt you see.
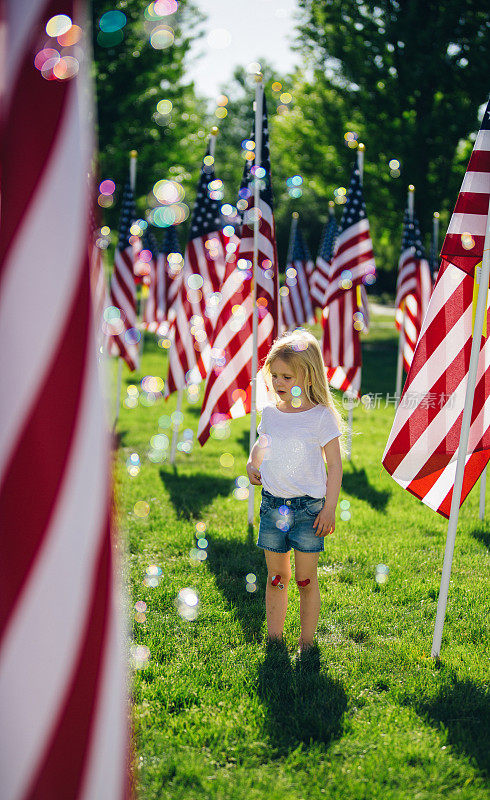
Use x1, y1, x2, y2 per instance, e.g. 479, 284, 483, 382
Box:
257, 404, 341, 499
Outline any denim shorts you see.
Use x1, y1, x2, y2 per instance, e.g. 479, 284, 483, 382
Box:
257, 490, 325, 554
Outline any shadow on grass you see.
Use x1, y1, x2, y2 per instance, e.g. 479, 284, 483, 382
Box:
256, 641, 347, 753
159, 469, 233, 519
206, 537, 267, 643
468, 523, 490, 550
342, 464, 391, 511
403, 670, 489, 776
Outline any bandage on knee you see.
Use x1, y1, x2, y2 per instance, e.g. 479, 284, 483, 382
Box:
296, 578, 311, 587
271, 574, 284, 588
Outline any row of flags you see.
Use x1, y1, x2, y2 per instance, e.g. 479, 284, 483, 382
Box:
105, 112, 377, 436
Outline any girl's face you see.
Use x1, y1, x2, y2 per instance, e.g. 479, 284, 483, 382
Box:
270, 357, 307, 404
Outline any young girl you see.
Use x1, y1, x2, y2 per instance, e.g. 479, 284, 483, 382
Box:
246, 329, 343, 654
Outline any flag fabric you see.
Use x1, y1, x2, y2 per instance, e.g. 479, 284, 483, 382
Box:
322, 285, 369, 398
166, 146, 227, 395
382, 101, 490, 517
141, 228, 161, 332
281, 221, 315, 329
108, 181, 139, 371
324, 163, 375, 305
310, 212, 338, 309
157, 225, 182, 334
197, 90, 279, 446
440, 102, 490, 277
395, 209, 433, 372
0, 3, 131, 798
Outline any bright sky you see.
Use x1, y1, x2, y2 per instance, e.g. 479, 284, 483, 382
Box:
187, 0, 302, 100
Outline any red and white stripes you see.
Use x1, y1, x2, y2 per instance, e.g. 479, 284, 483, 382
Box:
0, 3, 130, 798
322, 291, 362, 397
280, 259, 315, 330
441, 102, 490, 275
383, 259, 490, 516
197, 201, 279, 445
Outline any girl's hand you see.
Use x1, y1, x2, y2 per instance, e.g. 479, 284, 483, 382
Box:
246, 462, 262, 485
313, 504, 336, 537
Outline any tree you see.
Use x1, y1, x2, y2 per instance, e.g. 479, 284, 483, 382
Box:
92, 0, 207, 232
296, 0, 490, 275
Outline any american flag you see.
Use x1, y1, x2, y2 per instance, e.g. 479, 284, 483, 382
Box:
310, 210, 338, 309
0, 2, 131, 798
108, 181, 139, 371
281, 219, 315, 329
197, 88, 279, 446
324, 162, 375, 305
322, 284, 369, 398
166, 145, 227, 395
395, 209, 432, 372
157, 225, 182, 335
141, 227, 161, 332
383, 101, 490, 517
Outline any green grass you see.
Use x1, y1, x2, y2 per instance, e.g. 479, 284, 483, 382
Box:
113, 317, 489, 799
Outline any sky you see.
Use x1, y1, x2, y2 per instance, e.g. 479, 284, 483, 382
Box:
186, 0, 301, 100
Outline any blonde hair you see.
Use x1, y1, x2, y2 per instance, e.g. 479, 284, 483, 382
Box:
262, 329, 345, 445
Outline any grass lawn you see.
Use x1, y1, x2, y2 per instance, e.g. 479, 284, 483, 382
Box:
113, 313, 489, 799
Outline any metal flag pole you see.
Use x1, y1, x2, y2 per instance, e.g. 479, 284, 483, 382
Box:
433, 211, 440, 277
169, 128, 219, 466
431, 201, 490, 658
247, 74, 264, 527
395, 184, 414, 410
114, 150, 138, 431
346, 143, 365, 461
287, 211, 299, 265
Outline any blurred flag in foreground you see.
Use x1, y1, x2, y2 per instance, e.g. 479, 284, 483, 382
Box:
0, 2, 131, 797
383, 102, 490, 517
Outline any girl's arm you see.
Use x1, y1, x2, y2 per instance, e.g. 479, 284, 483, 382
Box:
246, 441, 263, 485
313, 437, 343, 536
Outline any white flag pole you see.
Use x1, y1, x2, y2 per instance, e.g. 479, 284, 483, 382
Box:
433, 211, 440, 272
287, 211, 299, 265
395, 185, 414, 410
346, 144, 365, 461
114, 150, 138, 430
248, 74, 264, 527
431, 202, 490, 658
169, 129, 218, 465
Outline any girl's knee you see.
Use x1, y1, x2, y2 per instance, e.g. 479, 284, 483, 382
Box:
294, 573, 318, 590
268, 570, 291, 588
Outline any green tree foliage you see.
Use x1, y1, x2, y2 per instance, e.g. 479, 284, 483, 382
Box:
295, 0, 490, 277
92, 0, 207, 230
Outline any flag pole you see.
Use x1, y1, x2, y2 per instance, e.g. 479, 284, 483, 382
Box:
346, 143, 365, 461
432, 211, 440, 275
248, 74, 264, 527
287, 211, 299, 265
395, 184, 414, 410
169, 128, 218, 466
431, 202, 490, 658
114, 149, 138, 430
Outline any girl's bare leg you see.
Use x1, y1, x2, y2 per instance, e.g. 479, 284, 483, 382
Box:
294, 550, 321, 649
263, 549, 291, 640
